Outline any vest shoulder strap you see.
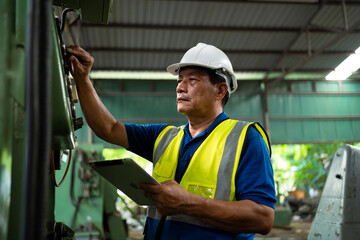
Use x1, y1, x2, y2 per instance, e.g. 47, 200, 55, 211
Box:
153, 125, 182, 165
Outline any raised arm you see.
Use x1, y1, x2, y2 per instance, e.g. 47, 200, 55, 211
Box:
67, 45, 129, 148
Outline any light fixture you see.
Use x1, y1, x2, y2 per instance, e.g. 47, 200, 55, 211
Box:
326, 46, 360, 81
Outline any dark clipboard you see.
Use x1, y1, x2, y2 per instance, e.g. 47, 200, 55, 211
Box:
90, 158, 159, 206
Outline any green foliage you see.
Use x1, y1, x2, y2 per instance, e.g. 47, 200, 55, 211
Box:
272, 142, 356, 198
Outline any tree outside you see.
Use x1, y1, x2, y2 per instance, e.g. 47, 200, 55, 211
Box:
272, 142, 360, 200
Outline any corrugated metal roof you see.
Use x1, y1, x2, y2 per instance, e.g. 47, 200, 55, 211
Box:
64, 0, 360, 82
312, 4, 360, 29
112, 0, 318, 28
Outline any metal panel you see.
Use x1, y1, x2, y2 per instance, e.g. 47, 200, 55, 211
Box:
154, 81, 177, 92
94, 81, 121, 92
113, 0, 318, 28
64, 0, 360, 75
308, 145, 360, 240
302, 55, 348, 70
225, 94, 263, 118
291, 32, 338, 51
54, 0, 112, 24
316, 81, 340, 92
312, 5, 360, 29
291, 81, 313, 92
74, 105, 90, 144
123, 81, 152, 92
268, 94, 360, 116
342, 81, 360, 92
74, 80, 360, 145
102, 94, 179, 119
270, 119, 360, 144
329, 33, 360, 51
51, 14, 75, 150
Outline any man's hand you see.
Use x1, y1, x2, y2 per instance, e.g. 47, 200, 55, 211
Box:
140, 180, 274, 234
139, 180, 196, 216
66, 45, 94, 83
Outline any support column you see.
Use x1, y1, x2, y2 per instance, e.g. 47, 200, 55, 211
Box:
261, 83, 271, 139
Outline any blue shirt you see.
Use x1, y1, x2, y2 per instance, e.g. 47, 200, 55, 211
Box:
175, 112, 228, 183
124, 112, 276, 239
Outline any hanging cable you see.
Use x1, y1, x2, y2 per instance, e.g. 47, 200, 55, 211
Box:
51, 149, 73, 187
60, 8, 77, 34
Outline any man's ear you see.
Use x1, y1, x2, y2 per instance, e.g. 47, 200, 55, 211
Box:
216, 82, 228, 100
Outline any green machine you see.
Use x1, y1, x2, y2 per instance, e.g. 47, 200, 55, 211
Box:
0, 0, 119, 239
54, 144, 128, 240
53, 0, 113, 25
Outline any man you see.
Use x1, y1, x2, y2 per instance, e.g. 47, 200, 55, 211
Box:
67, 43, 276, 240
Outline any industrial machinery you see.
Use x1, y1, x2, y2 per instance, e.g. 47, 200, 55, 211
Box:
55, 144, 128, 240
308, 145, 360, 240
0, 0, 125, 239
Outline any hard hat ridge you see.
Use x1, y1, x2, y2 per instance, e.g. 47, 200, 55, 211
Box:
167, 43, 238, 94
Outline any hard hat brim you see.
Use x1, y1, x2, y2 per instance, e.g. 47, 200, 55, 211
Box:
167, 62, 238, 94
167, 62, 219, 76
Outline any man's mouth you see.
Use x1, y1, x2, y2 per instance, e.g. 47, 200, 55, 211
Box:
177, 97, 190, 102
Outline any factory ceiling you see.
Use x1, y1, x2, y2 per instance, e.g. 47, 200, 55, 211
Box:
62, 0, 360, 84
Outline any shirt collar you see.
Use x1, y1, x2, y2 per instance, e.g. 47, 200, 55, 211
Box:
183, 112, 229, 139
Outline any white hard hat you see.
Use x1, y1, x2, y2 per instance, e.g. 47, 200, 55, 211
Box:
167, 43, 238, 94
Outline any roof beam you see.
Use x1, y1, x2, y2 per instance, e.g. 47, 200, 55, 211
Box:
85, 47, 354, 56
263, 0, 326, 84
156, 0, 360, 5
266, 18, 360, 88
80, 22, 360, 33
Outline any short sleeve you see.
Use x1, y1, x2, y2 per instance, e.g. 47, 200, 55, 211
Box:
124, 123, 167, 162
235, 126, 276, 208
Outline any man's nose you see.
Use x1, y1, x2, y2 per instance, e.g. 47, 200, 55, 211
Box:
176, 80, 186, 93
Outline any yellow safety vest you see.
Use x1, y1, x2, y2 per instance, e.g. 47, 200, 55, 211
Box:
148, 119, 271, 227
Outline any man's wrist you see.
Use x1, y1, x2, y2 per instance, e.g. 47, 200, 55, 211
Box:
182, 192, 208, 216
74, 76, 92, 86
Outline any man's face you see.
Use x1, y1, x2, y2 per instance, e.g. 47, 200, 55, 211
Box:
176, 68, 218, 117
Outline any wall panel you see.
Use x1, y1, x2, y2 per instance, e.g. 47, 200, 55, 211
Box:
74, 80, 360, 146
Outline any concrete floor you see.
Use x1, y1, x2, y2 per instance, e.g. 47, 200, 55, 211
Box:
129, 221, 312, 240
255, 222, 311, 240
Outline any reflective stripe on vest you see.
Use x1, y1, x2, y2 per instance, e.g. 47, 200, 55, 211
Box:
153, 125, 184, 167
149, 119, 271, 227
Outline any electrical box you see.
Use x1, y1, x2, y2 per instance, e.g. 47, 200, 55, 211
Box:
53, 0, 113, 24
308, 144, 360, 240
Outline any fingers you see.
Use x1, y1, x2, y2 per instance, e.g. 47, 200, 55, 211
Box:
69, 54, 85, 72
66, 45, 94, 81
66, 45, 85, 56
144, 190, 153, 199
140, 181, 186, 215
138, 183, 160, 193
161, 180, 177, 185
69, 55, 79, 67
67, 45, 94, 66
